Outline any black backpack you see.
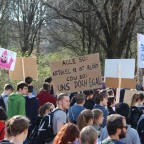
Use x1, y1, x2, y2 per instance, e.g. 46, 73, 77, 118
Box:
130, 106, 143, 129
27, 109, 61, 144
137, 114, 144, 144
0, 96, 6, 111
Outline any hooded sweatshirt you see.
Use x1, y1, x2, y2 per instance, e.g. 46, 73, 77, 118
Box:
8, 93, 26, 118
99, 125, 141, 144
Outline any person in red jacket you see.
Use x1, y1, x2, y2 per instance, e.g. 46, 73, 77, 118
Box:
37, 83, 56, 107
0, 107, 8, 141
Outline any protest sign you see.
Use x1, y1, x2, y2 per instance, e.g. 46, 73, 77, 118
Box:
124, 90, 144, 105
106, 78, 136, 89
0, 48, 17, 71
137, 33, 144, 68
9, 57, 38, 80
50, 53, 102, 93
104, 59, 135, 79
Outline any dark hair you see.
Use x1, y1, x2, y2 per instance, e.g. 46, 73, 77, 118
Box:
39, 102, 53, 117
95, 89, 108, 104
107, 114, 125, 135
44, 77, 52, 83
76, 99, 85, 104
57, 93, 68, 101
43, 83, 50, 91
7, 115, 29, 137
107, 89, 114, 96
0, 107, 8, 120
28, 86, 33, 93
77, 109, 93, 131
107, 96, 116, 107
54, 123, 79, 144
4, 84, 13, 91
115, 103, 131, 123
83, 90, 93, 97
25, 76, 33, 85
17, 82, 28, 91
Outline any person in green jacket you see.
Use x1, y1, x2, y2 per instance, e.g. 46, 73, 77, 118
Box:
8, 82, 28, 119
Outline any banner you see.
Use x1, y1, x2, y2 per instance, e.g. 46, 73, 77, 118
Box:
137, 33, 144, 68
0, 48, 17, 71
50, 53, 102, 93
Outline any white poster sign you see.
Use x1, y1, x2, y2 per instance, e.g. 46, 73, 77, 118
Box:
0, 48, 17, 71
137, 33, 144, 68
104, 59, 135, 79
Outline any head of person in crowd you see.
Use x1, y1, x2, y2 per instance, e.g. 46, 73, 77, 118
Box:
130, 93, 144, 107
25, 76, 33, 86
54, 122, 80, 144
107, 89, 116, 114
17, 81, 28, 95
7, 115, 30, 144
43, 82, 51, 92
3, 84, 14, 96
115, 103, 131, 124
57, 93, 70, 111
77, 109, 94, 131
39, 102, 55, 117
95, 89, 108, 106
83, 90, 93, 100
106, 114, 127, 140
45, 76, 53, 85
80, 126, 98, 144
92, 109, 104, 126
28, 85, 34, 96
75, 93, 86, 106
0, 107, 8, 121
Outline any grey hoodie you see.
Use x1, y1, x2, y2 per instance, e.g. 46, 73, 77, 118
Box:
99, 125, 140, 144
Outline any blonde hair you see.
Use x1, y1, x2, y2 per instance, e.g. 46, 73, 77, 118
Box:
80, 126, 98, 144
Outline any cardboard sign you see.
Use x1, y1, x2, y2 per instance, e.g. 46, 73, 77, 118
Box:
104, 59, 135, 79
9, 57, 38, 80
124, 90, 144, 105
106, 78, 136, 89
0, 48, 17, 71
50, 53, 102, 93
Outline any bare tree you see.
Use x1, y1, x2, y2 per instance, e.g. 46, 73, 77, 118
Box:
43, 0, 143, 58
11, 0, 46, 56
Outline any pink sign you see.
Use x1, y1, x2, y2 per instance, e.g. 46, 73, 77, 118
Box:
0, 48, 17, 71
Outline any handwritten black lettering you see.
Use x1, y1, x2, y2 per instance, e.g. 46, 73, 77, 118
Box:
57, 83, 70, 91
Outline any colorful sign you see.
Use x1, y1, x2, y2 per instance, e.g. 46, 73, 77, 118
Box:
0, 48, 17, 71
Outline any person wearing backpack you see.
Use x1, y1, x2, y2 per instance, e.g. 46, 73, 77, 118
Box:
130, 93, 144, 129
27, 102, 54, 144
137, 114, 144, 144
0, 84, 13, 111
47, 93, 70, 144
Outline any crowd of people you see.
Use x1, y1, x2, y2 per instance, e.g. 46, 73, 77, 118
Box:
0, 76, 144, 144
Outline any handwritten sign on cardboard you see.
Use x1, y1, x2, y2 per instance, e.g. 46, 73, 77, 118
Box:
9, 57, 38, 81
50, 53, 102, 93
